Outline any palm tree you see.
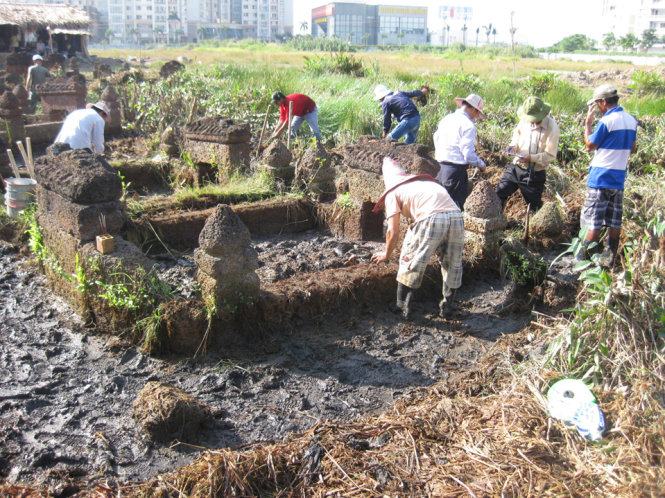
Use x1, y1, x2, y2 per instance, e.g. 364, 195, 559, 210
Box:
483, 23, 493, 45
300, 21, 309, 34
461, 23, 468, 46
475, 27, 480, 46
492, 27, 497, 45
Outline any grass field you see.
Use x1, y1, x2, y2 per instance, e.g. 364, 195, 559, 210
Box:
93, 44, 637, 78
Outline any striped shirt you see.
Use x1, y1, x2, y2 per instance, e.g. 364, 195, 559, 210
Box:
587, 106, 637, 190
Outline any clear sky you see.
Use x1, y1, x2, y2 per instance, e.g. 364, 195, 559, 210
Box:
293, 0, 604, 48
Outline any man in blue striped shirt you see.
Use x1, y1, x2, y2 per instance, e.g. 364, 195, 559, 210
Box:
578, 84, 638, 267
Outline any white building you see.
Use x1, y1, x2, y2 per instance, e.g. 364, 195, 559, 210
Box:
602, 0, 665, 39
219, 0, 291, 40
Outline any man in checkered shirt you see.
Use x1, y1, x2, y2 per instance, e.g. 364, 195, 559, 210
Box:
579, 84, 638, 267
372, 157, 464, 319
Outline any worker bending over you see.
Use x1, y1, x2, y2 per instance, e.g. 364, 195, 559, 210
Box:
52, 102, 110, 155
270, 91, 322, 142
372, 157, 464, 319
374, 84, 429, 145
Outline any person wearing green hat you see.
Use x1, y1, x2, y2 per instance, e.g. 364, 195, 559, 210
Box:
496, 96, 560, 211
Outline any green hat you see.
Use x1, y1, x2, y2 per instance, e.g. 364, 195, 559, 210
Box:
519, 96, 551, 123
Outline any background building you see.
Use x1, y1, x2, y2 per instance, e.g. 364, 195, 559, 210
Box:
312, 2, 427, 46
601, 0, 665, 40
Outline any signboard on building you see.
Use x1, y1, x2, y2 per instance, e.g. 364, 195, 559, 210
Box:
439, 5, 473, 20
378, 6, 427, 16
312, 4, 334, 19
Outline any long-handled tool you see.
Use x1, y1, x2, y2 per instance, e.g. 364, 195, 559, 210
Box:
255, 103, 272, 157
523, 203, 531, 245
286, 100, 294, 149
6, 149, 21, 178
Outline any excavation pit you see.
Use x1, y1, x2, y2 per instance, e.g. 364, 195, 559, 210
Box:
0, 237, 562, 489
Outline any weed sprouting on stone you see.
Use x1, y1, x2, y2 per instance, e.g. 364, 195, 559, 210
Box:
500, 241, 547, 287
336, 192, 354, 210
136, 306, 165, 354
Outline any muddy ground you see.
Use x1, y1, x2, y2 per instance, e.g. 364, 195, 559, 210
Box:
0, 239, 577, 492
153, 231, 383, 295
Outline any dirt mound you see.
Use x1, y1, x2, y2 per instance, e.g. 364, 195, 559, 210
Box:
159, 60, 184, 79
0, 90, 19, 110
530, 201, 564, 237
261, 140, 292, 169
132, 382, 212, 443
334, 136, 439, 177
34, 149, 122, 204
465, 180, 502, 219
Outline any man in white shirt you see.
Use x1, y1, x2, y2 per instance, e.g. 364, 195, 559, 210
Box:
53, 102, 110, 154
433, 94, 486, 209
497, 96, 560, 211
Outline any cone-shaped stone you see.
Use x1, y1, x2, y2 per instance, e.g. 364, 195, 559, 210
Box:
198, 204, 252, 256
465, 180, 502, 219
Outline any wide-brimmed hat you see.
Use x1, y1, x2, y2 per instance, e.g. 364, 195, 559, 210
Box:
374, 84, 392, 101
89, 101, 110, 116
519, 96, 551, 123
32, 54, 43, 61
587, 84, 619, 106
454, 93, 485, 118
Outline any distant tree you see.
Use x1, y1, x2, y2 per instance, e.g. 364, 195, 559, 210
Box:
641, 28, 658, 50
461, 23, 468, 47
550, 33, 596, 52
602, 32, 616, 51
483, 23, 493, 45
475, 27, 480, 46
619, 33, 639, 52
104, 28, 114, 45
197, 26, 206, 41
300, 21, 309, 34
492, 27, 497, 45
509, 11, 517, 52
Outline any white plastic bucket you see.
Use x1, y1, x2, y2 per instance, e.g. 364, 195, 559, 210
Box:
5, 177, 37, 218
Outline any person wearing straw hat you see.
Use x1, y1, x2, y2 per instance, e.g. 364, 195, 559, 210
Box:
576, 84, 638, 267
374, 84, 429, 145
371, 157, 464, 319
53, 102, 111, 155
25, 54, 51, 112
269, 91, 322, 142
496, 96, 560, 211
433, 93, 486, 210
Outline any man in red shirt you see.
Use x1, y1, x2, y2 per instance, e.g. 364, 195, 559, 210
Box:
270, 91, 322, 142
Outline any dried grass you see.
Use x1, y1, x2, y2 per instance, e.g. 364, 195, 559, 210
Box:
122, 319, 663, 498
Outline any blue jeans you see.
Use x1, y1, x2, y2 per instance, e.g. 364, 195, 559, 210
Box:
291, 107, 322, 141
388, 115, 420, 144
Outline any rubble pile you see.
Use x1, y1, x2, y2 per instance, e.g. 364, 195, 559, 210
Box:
463, 180, 507, 266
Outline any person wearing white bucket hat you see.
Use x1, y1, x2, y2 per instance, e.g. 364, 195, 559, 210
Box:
433, 93, 486, 210
576, 83, 638, 267
25, 54, 50, 112
53, 101, 111, 155
374, 84, 429, 145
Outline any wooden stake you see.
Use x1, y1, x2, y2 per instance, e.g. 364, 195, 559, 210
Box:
26, 137, 33, 169
6, 149, 21, 178
16, 141, 35, 180
286, 100, 293, 149
523, 203, 531, 245
256, 103, 272, 156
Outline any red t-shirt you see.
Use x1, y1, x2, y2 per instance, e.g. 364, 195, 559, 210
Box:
279, 94, 316, 122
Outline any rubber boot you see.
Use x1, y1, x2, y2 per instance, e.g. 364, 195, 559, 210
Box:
402, 288, 414, 319
608, 237, 620, 268
395, 283, 407, 310
439, 290, 456, 318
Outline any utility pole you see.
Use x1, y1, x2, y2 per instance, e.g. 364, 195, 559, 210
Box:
509, 11, 517, 54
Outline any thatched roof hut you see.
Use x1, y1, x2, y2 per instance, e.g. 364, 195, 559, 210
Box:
0, 3, 90, 32
0, 3, 91, 56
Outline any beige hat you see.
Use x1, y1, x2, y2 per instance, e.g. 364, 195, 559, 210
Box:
587, 84, 619, 106
88, 101, 110, 116
32, 54, 43, 61
374, 84, 392, 101
455, 93, 485, 118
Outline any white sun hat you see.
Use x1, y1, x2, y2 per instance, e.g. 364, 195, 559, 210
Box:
373, 84, 392, 101
454, 93, 485, 118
